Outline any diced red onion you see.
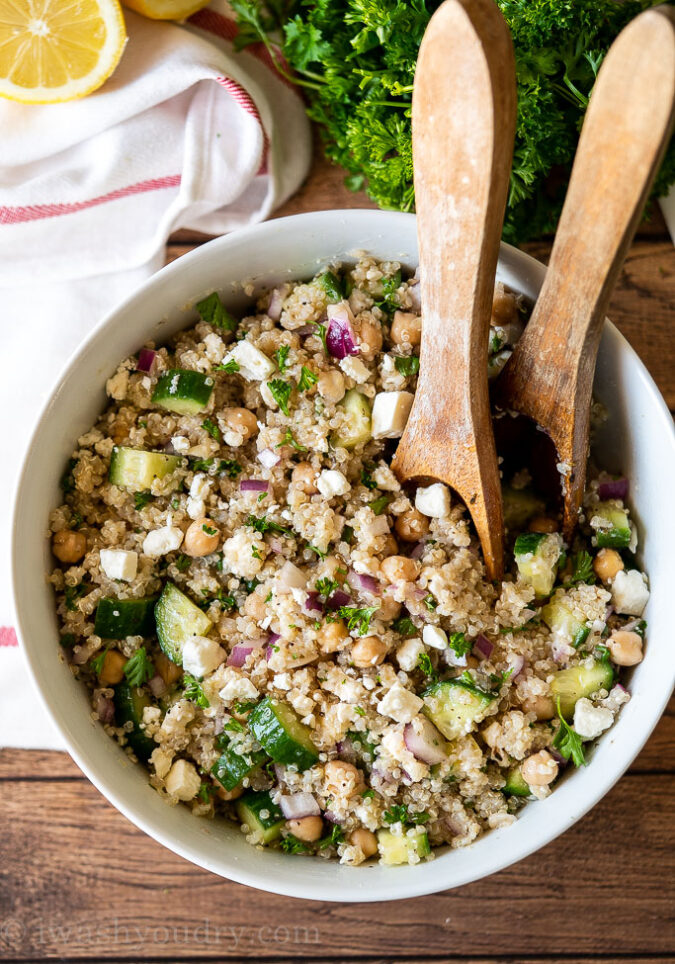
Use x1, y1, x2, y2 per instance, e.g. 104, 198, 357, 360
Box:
412, 588, 427, 601
258, 447, 280, 469
410, 541, 425, 560
371, 765, 395, 786
228, 637, 266, 668
323, 809, 340, 824
279, 792, 320, 819
508, 654, 526, 678
551, 637, 573, 664
472, 634, 493, 660
304, 592, 322, 613
598, 477, 629, 501
403, 718, 448, 765
240, 479, 269, 493
95, 693, 115, 724
614, 682, 628, 693
326, 304, 358, 359
444, 815, 465, 836
269, 537, 284, 554
136, 348, 157, 374
348, 571, 381, 595
148, 674, 167, 699
326, 589, 351, 610
336, 737, 357, 763
267, 288, 284, 322
548, 746, 568, 767
269, 632, 281, 645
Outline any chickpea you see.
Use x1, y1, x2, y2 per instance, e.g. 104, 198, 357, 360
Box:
357, 318, 383, 356
380, 555, 419, 583
216, 784, 244, 802
377, 594, 401, 622
528, 516, 558, 534
351, 635, 388, 668
244, 591, 267, 621
521, 750, 558, 787
520, 694, 555, 720
222, 407, 258, 441
379, 534, 399, 557
98, 649, 127, 685
390, 310, 422, 347
317, 619, 349, 654
286, 815, 324, 842
52, 529, 87, 564
491, 288, 517, 325
349, 827, 378, 858
607, 630, 643, 667
292, 461, 318, 494
593, 548, 624, 583
395, 508, 429, 542
317, 369, 345, 404
184, 517, 220, 557
155, 651, 183, 686
324, 760, 363, 796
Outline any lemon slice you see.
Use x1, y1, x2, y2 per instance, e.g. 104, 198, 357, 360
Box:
122, 0, 209, 20
0, 0, 127, 104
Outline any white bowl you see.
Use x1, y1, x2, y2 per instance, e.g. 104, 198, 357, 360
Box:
12, 210, 675, 902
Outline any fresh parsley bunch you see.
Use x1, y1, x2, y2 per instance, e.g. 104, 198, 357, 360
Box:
232, 0, 675, 244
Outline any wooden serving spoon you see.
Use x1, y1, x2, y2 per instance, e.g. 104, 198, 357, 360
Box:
391, 0, 516, 581
495, 6, 675, 540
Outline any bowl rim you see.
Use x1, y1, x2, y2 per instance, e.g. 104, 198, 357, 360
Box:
11, 208, 675, 902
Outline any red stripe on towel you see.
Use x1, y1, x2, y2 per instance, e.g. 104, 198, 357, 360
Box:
0, 627, 18, 647
0, 174, 182, 226
215, 76, 269, 174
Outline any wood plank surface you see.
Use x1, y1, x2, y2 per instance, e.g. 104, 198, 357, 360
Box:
0, 776, 672, 959
2, 145, 673, 964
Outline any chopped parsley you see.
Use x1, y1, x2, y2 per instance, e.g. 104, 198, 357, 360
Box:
90, 647, 109, 676
317, 824, 345, 851
64, 583, 87, 612
183, 674, 210, 708
202, 418, 220, 441
374, 269, 402, 312
417, 652, 437, 682
190, 457, 242, 479
133, 491, 153, 511
234, 699, 259, 713
197, 782, 216, 803
361, 788, 375, 799
277, 427, 307, 452
199, 587, 236, 612
240, 577, 260, 594
311, 321, 328, 354
123, 646, 154, 687
245, 514, 293, 537
251, 545, 262, 559
332, 605, 377, 636
174, 554, 191, 572
280, 834, 314, 854
634, 619, 647, 639
392, 614, 416, 636
202, 523, 217, 536
316, 576, 340, 598
348, 730, 376, 760
423, 593, 437, 612
267, 378, 292, 416
342, 525, 354, 544
196, 291, 237, 332
275, 344, 290, 371
306, 543, 327, 559
553, 697, 586, 767
297, 365, 318, 392
370, 493, 392, 515
360, 464, 377, 490
565, 550, 596, 586
394, 355, 420, 377
216, 359, 240, 374
449, 632, 473, 657
318, 270, 344, 302
223, 718, 245, 733
59, 633, 76, 649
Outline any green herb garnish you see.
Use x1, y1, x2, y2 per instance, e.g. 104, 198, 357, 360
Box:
332, 605, 378, 636
317, 824, 345, 851
245, 514, 293, 537
449, 632, 472, 657
123, 646, 154, 687
553, 697, 586, 767
267, 378, 292, 416
277, 427, 307, 452
394, 355, 420, 377
392, 614, 416, 636
202, 418, 220, 441
216, 359, 240, 374
370, 493, 392, 515
196, 291, 237, 332
417, 652, 437, 682
183, 674, 210, 708
133, 491, 153, 511
275, 344, 290, 371
297, 365, 318, 392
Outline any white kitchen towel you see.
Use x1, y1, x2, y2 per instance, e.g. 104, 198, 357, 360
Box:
0, 1, 311, 750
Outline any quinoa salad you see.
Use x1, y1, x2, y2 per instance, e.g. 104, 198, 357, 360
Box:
49, 258, 650, 867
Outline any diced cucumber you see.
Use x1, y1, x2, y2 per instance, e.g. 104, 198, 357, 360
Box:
151, 369, 214, 415
235, 790, 285, 844
211, 744, 268, 792
154, 582, 212, 664
503, 765, 530, 797
502, 486, 546, 531
331, 389, 372, 450
590, 502, 632, 549
94, 596, 157, 639
377, 828, 431, 865
113, 682, 156, 761
422, 678, 495, 741
317, 270, 344, 302
109, 446, 183, 491
249, 696, 319, 770
514, 532, 562, 598
541, 595, 590, 649
550, 660, 614, 718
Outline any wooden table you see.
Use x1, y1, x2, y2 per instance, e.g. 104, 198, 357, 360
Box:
2, 153, 673, 964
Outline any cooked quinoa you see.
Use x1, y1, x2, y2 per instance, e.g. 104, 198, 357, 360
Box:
49, 258, 649, 866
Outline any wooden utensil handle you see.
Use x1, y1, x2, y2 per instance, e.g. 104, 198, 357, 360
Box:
508, 7, 675, 407
412, 0, 515, 443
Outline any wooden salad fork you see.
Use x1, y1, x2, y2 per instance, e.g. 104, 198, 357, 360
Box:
495, 6, 675, 540
391, 0, 516, 581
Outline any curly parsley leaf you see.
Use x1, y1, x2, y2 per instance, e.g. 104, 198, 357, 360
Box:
245, 514, 293, 537
448, 632, 472, 657
394, 355, 420, 377
196, 291, 237, 332
183, 673, 210, 708
317, 824, 345, 851
392, 614, 416, 637
267, 378, 292, 416
553, 697, 586, 767
333, 605, 378, 636
275, 344, 290, 372
281, 833, 315, 854
123, 646, 154, 687
202, 418, 220, 441
216, 359, 240, 374
417, 652, 437, 683
565, 550, 596, 586
297, 365, 319, 392
133, 491, 153, 511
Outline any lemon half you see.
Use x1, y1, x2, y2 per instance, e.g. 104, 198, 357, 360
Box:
0, 0, 127, 104
122, 0, 209, 20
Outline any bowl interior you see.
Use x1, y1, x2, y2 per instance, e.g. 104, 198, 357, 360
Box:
12, 210, 675, 901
